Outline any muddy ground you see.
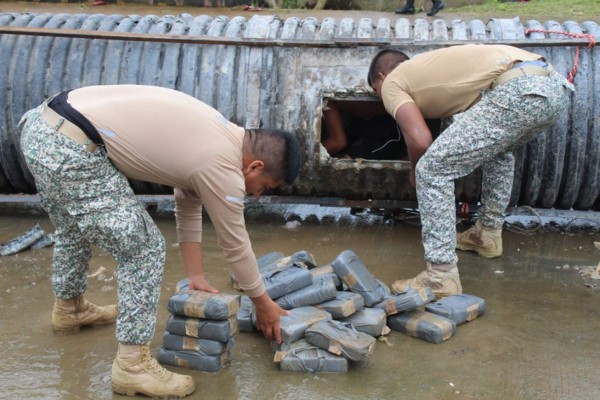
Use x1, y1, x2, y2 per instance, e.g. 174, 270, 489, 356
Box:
0, 206, 599, 400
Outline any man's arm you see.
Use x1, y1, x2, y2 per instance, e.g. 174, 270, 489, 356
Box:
321, 102, 348, 155
179, 242, 219, 293
394, 102, 433, 186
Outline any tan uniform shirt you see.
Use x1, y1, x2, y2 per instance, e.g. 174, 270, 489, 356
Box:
381, 44, 542, 119
68, 85, 265, 297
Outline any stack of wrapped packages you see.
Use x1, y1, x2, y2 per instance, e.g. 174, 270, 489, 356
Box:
158, 279, 240, 372
235, 249, 485, 373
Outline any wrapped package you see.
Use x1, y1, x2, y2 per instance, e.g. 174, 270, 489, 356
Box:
305, 319, 376, 362
373, 287, 435, 316
275, 278, 338, 310
425, 294, 485, 325
262, 264, 313, 300
339, 308, 390, 337
273, 339, 348, 373
167, 290, 240, 320
315, 291, 364, 319
388, 310, 456, 344
272, 307, 332, 344
157, 347, 231, 373
236, 295, 256, 333
162, 332, 234, 356
165, 314, 238, 342
261, 250, 316, 276
230, 251, 284, 290
330, 250, 387, 307
310, 265, 342, 287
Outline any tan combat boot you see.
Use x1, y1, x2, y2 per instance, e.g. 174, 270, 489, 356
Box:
112, 343, 196, 398
52, 296, 118, 334
456, 220, 503, 258
391, 263, 462, 299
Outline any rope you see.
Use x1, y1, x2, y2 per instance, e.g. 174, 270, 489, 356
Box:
524, 29, 597, 83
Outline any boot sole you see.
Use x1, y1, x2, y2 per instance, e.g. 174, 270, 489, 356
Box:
456, 244, 502, 258
112, 383, 195, 399
52, 318, 116, 335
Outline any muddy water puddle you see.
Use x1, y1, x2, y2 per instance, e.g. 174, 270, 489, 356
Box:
0, 213, 599, 400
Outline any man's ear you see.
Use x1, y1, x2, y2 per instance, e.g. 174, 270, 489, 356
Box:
244, 160, 265, 175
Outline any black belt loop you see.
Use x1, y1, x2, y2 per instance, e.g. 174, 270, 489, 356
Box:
47, 90, 104, 145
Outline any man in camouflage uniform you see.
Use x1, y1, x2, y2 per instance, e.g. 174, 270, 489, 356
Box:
367, 44, 573, 298
19, 85, 301, 398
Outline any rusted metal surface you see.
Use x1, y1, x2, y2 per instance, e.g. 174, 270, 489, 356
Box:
0, 13, 598, 210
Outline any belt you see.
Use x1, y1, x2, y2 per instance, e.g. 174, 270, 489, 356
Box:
491, 61, 552, 89
41, 105, 98, 152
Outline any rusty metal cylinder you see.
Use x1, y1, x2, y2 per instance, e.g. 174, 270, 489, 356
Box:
0, 12, 598, 210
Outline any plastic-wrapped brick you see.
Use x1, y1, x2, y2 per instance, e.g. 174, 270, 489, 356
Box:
310, 265, 342, 287
339, 308, 390, 337
425, 294, 485, 325
262, 264, 314, 300
157, 347, 231, 372
315, 291, 364, 319
388, 310, 456, 344
373, 287, 435, 316
162, 332, 234, 356
275, 306, 332, 344
167, 289, 240, 320
275, 278, 338, 310
236, 295, 256, 333
261, 250, 316, 276
230, 251, 284, 290
165, 314, 238, 342
305, 319, 376, 362
273, 339, 348, 373
330, 250, 387, 307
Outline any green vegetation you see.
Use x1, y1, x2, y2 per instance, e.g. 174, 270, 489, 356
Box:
452, 0, 598, 21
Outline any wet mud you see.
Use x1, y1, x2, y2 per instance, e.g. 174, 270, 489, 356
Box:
0, 211, 599, 400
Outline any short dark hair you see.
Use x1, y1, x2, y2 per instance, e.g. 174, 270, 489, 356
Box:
367, 49, 410, 87
245, 129, 302, 185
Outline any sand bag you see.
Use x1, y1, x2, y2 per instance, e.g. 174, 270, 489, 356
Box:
373, 287, 435, 316
339, 308, 390, 337
315, 291, 365, 319
275, 278, 338, 310
236, 295, 256, 333
305, 319, 376, 362
167, 288, 240, 320
310, 265, 342, 287
273, 339, 348, 373
262, 264, 314, 300
157, 347, 231, 373
388, 310, 456, 344
162, 332, 233, 356
425, 294, 485, 325
165, 314, 238, 342
330, 250, 387, 307
274, 307, 332, 344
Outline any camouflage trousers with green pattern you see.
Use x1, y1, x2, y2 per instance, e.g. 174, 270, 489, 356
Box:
19, 104, 165, 344
416, 72, 573, 265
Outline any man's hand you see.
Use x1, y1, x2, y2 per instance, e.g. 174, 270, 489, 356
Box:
251, 292, 290, 343
188, 274, 219, 294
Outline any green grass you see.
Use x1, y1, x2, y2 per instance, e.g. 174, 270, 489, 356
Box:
450, 0, 599, 22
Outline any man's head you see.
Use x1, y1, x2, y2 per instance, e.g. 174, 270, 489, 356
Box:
242, 129, 302, 198
367, 49, 410, 97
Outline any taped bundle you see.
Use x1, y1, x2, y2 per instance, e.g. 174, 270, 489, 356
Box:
305, 319, 376, 362
157, 347, 232, 373
388, 309, 456, 344
167, 289, 240, 320
236, 295, 256, 333
263, 264, 314, 300
162, 332, 234, 356
276, 306, 332, 344
331, 250, 388, 307
275, 278, 338, 310
315, 291, 365, 319
165, 314, 238, 342
339, 308, 390, 337
310, 265, 342, 287
230, 251, 284, 290
425, 294, 485, 325
373, 287, 435, 316
273, 339, 348, 373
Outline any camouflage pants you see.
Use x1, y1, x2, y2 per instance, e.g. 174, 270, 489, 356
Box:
19, 104, 165, 344
416, 72, 572, 265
